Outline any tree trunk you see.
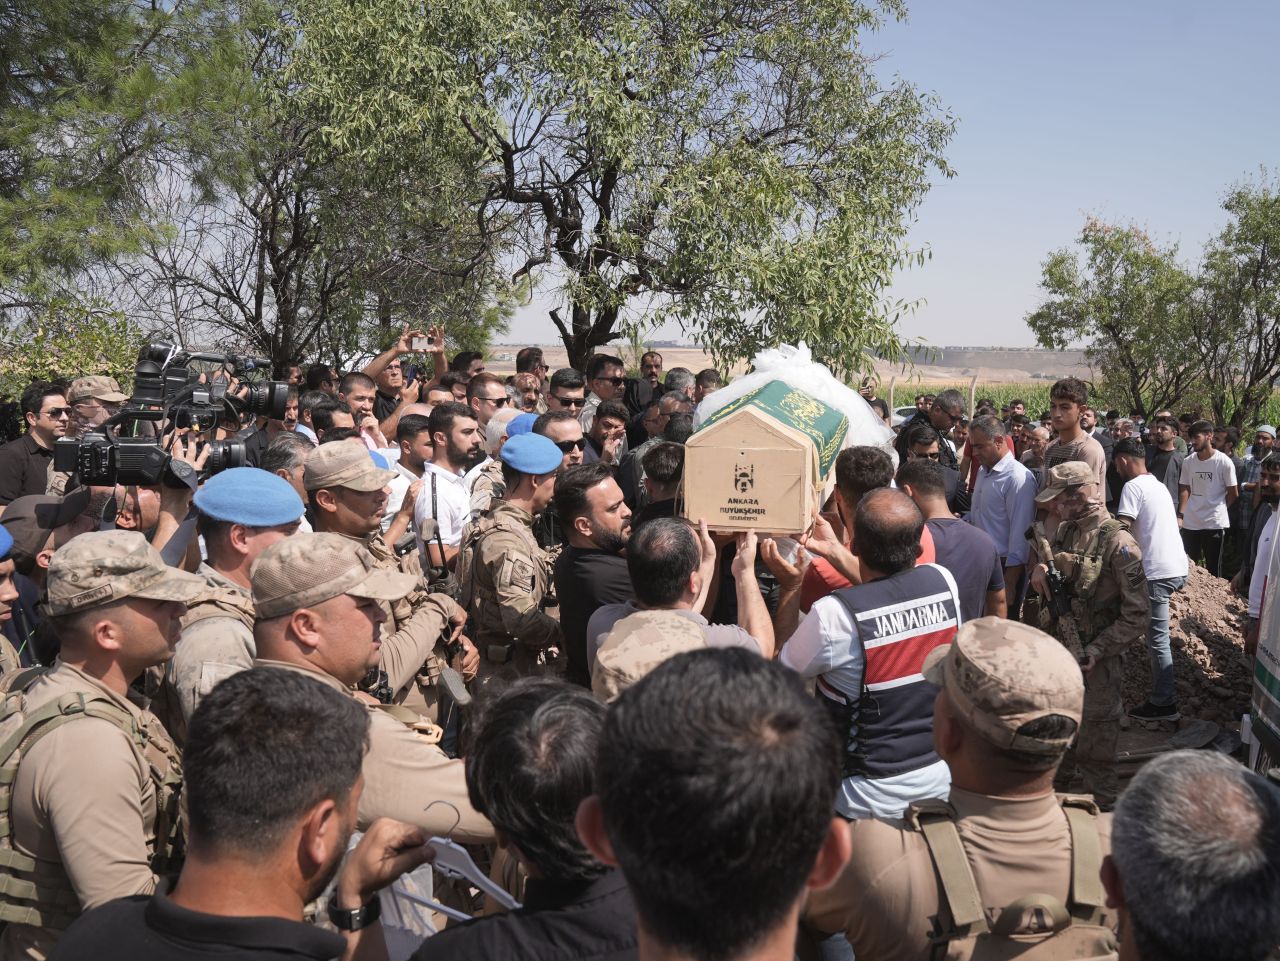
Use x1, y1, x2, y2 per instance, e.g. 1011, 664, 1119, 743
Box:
554, 302, 622, 371
377, 291, 392, 339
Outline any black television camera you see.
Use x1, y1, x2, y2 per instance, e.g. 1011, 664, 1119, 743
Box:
53, 342, 289, 488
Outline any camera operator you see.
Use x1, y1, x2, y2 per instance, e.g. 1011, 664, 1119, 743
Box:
46, 377, 130, 496
241, 386, 300, 468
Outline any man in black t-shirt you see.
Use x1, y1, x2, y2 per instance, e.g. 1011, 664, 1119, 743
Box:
0, 382, 69, 507
552, 463, 634, 687
897, 458, 1007, 621
1145, 415, 1186, 508
411, 681, 637, 961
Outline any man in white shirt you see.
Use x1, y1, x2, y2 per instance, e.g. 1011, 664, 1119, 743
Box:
1178, 419, 1238, 577
967, 415, 1038, 619
579, 354, 627, 451
413, 402, 482, 574
382, 405, 434, 533
1114, 438, 1190, 721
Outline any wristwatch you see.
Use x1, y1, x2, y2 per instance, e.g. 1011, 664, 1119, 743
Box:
328, 895, 381, 931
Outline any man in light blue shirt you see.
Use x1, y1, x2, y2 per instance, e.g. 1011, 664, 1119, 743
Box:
968, 415, 1038, 619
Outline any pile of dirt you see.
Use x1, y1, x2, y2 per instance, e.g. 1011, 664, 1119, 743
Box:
1121, 563, 1253, 726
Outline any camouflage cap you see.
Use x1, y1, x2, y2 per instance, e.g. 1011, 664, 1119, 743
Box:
593, 609, 708, 702
1034, 460, 1096, 504
67, 375, 128, 405
251, 532, 416, 618
922, 616, 1084, 756
46, 530, 205, 616
303, 442, 396, 493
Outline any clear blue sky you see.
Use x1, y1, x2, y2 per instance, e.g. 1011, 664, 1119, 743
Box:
506, 0, 1280, 348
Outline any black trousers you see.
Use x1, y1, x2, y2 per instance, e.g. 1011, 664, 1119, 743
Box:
1181, 527, 1225, 577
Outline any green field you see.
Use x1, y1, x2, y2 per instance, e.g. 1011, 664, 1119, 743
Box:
883, 382, 1280, 426
884, 383, 1055, 417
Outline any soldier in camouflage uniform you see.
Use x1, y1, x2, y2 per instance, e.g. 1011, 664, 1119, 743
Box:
160, 468, 304, 743
250, 533, 492, 843
0, 531, 203, 960
1029, 461, 1149, 809
457, 434, 565, 682
305, 442, 475, 718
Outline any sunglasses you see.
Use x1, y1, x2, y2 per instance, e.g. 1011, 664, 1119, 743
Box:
554, 438, 588, 453
932, 403, 962, 424
594, 376, 625, 386
42, 407, 72, 419
477, 395, 509, 406
552, 395, 586, 408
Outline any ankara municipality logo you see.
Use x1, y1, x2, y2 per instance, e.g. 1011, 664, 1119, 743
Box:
734, 462, 755, 493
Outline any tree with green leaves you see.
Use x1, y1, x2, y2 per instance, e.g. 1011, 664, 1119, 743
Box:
291, 0, 952, 374
1191, 179, 1280, 429
0, 304, 141, 398
0, 0, 229, 318
108, 1, 511, 371
1027, 218, 1202, 417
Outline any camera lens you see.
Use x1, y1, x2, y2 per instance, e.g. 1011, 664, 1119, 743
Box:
132, 361, 165, 407
205, 440, 247, 474
241, 381, 288, 419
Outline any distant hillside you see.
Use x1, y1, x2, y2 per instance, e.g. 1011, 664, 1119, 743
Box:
493, 342, 1091, 382
898, 345, 1090, 378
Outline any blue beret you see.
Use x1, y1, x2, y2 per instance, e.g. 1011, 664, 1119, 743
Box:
500, 434, 563, 475
507, 413, 537, 437
0, 525, 12, 561
194, 467, 305, 525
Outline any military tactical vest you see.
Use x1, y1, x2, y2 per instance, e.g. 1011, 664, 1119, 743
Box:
361, 533, 447, 695
180, 583, 255, 633
457, 504, 550, 643
149, 571, 256, 743
908, 795, 1117, 961
821, 564, 960, 780
0, 671, 183, 930
1052, 518, 1126, 644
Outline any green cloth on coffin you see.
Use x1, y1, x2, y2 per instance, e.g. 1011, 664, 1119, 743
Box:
695, 380, 848, 477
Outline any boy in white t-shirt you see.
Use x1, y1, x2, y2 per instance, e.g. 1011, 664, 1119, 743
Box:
1115, 439, 1189, 721
1177, 420, 1238, 578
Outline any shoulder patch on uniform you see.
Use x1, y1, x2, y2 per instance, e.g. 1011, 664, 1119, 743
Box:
509, 559, 535, 590
1125, 564, 1145, 588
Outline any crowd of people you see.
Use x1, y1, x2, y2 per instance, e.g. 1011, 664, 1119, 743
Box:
0, 325, 1274, 961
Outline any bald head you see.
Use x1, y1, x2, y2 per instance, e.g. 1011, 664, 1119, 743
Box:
853, 488, 923, 576
399, 402, 434, 419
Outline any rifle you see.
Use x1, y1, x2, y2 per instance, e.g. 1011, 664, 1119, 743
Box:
1030, 525, 1087, 664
